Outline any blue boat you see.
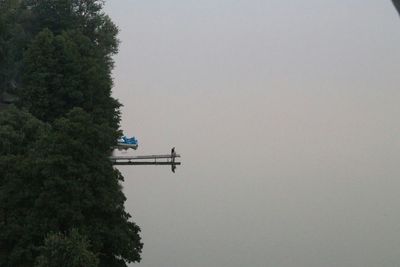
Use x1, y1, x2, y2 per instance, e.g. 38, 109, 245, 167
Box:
117, 136, 138, 150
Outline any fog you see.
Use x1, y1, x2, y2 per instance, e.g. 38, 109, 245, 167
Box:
105, 1, 400, 266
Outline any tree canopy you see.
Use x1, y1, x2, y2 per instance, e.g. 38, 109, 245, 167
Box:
35, 230, 100, 267
0, 1, 142, 266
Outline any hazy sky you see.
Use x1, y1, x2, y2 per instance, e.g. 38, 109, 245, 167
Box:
104, 1, 400, 266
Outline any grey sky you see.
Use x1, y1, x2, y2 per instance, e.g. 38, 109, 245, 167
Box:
105, 1, 400, 266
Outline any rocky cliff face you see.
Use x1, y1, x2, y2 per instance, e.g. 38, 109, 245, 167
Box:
1, 91, 17, 103
393, 0, 400, 15
0, 91, 18, 111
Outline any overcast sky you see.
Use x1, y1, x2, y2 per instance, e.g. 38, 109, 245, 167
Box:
105, 1, 400, 266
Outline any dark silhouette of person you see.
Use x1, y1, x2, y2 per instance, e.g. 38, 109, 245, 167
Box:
171, 147, 176, 173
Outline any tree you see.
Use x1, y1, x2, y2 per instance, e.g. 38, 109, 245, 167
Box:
1, 1, 143, 266
0, 107, 142, 266
0, 106, 50, 266
35, 108, 142, 266
20, 27, 121, 127
35, 230, 99, 267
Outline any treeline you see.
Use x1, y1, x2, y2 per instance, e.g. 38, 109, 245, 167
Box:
0, 1, 142, 266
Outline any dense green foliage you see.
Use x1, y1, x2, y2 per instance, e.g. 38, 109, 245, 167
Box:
0, 1, 142, 266
35, 229, 99, 267
21, 28, 120, 127
0, 108, 142, 266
